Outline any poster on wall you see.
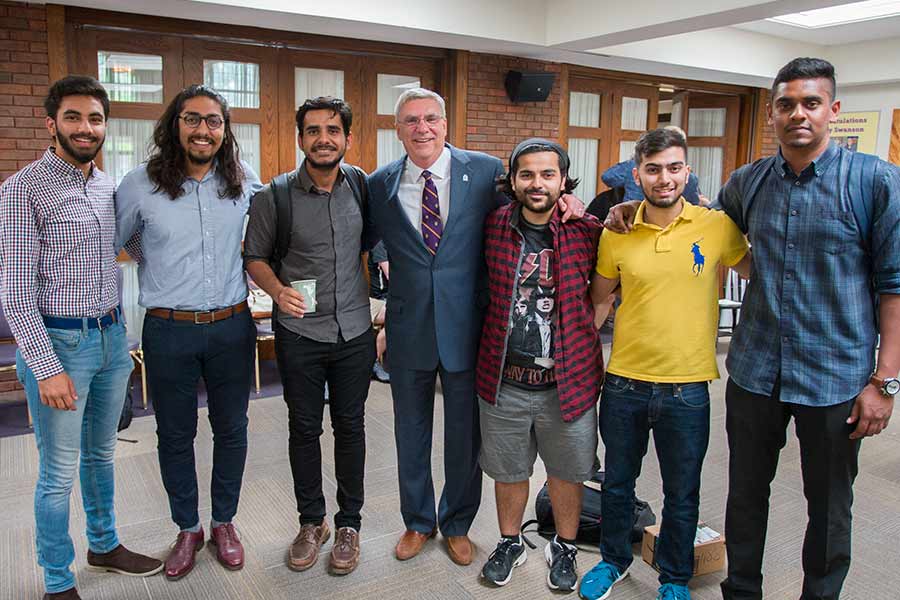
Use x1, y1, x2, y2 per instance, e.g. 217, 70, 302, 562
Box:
830, 111, 879, 153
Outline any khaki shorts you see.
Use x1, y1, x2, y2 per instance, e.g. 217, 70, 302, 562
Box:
479, 383, 599, 483
369, 298, 386, 324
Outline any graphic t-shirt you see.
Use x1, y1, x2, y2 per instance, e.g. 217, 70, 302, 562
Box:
503, 219, 556, 389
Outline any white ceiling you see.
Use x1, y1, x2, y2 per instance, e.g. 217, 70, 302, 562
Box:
734, 13, 900, 45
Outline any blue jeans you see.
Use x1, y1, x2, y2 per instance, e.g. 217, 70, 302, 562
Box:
599, 374, 710, 585
16, 321, 133, 594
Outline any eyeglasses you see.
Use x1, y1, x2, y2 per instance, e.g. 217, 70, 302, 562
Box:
399, 114, 444, 128
178, 112, 224, 130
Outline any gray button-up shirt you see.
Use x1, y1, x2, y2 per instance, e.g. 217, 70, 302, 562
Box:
115, 161, 262, 310
243, 163, 371, 343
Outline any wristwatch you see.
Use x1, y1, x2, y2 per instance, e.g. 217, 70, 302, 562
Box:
870, 374, 900, 397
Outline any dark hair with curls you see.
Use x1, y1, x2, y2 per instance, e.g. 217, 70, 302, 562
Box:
146, 84, 244, 200
295, 96, 353, 136
499, 143, 579, 199
773, 57, 836, 100
45, 75, 110, 120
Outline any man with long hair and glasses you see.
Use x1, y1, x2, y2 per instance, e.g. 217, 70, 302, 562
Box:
0, 76, 163, 600
244, 96, 376, 575
116, 84, 262, 581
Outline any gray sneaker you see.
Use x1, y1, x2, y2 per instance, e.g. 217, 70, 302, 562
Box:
545, 538, 578, 592
481, 537, 527, 586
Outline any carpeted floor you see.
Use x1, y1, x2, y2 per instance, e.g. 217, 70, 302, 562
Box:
2, 342, 900, 599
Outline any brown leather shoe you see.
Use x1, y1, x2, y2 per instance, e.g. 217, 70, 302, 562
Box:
288, 522, 331, 571
446, 535, 474, 566
164, 528, 205, 580
209, 523, 244, 570
43, 589, 81, 600
329, 527, 360, 575
395, 528, 436, 560
86, 544, 163, 577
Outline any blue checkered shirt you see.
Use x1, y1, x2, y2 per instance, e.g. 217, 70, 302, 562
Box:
0, 148, 119, 380
716, 143, 900, 406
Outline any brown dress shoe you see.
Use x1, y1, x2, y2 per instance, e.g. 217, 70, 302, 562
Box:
288, 522, 331, 571
329, 527, 360, 575
43, 588, 81, 600
395, 528, 436, 560
86, 544, 163, 577
446, 535, 474, 566
164, 528, 205, 581
209, 523, 244, 570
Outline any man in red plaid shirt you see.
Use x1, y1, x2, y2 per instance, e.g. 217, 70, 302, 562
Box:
475, 138, 603, 592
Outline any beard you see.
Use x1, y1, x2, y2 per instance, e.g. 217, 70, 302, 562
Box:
516, 187, 558, 213
56, 130, 104, 164
305, 143, 346, 171
640, 180, 682, 209
185, 134, 219, 165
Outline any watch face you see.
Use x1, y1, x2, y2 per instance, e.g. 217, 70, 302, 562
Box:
885, 379, 900, 396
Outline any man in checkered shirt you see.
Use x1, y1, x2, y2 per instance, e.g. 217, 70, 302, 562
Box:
0, 76, 162, 600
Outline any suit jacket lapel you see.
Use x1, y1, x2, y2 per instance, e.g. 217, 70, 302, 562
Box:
386, 157, 430, 253
441, 145, 471, 246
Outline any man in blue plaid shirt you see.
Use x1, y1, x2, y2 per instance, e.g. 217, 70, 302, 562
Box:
0, 76, 162, 600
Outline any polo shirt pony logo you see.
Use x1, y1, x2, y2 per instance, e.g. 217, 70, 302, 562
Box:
691, 239, 705, 275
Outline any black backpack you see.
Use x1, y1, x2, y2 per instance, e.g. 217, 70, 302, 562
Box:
268, 163, 368, 284
521, 470, 656, 546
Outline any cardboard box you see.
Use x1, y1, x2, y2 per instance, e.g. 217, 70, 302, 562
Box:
641, 523, 726, 577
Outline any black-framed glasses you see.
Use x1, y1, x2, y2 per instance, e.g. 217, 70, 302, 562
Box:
178, 112, 224, 130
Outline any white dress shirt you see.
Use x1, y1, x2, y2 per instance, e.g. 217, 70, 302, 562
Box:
397, 146, 452, 232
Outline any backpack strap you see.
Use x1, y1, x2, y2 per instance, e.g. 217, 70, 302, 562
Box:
738, 155, 777, 231
340, 163, 369, 248
844, 151, 880, 255
270, 172, 292, 284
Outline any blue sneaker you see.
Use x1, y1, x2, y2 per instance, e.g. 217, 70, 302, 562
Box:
656, 583, 691, 600
578, 561, 628, 600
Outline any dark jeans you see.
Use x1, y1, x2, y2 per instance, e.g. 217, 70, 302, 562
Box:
599, 374, 710, 585
275, 323, 375, 530
390, 365, 482, 536
142, 310, 255, 530
721, 378, 860, 600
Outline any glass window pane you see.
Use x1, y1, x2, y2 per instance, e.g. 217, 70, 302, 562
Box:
621, 97, 649, 131
204, 60, 259, 109
569, 92, 600, 128
670, 100, 683, 129
687, 146, 724, 200
295, 68, 345, 166
619, 140, 636, 163
688, 108, 727, 137
104, 118, 155, 185
568, 138, 599, 199
233, 123, 261, 176
98, 51, 163, 103
377, 129, 405, 168
378, 74, 420, 116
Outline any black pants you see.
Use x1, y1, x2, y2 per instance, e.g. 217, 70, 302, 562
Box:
275, 323, 375, 530
721, 378, 861, 600
143, 310, 255, 530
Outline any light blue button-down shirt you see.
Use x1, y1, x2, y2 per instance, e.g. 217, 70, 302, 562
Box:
115, 161, 263, 310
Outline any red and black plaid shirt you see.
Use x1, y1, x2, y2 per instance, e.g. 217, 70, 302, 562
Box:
476, 203, 604, 422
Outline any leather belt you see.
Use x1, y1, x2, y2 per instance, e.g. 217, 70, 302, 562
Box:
43, 307, 120, 330
147, 300, 248, 324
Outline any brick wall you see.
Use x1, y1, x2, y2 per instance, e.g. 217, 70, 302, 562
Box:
757, 89, 779, 158
465, 53, 562, 161
0, 1, 50, 183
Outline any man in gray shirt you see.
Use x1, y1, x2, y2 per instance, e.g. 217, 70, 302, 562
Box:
244, 96, 375, 576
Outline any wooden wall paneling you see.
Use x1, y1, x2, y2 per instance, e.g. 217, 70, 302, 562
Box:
558, 64, 570, 148
889, 109, 900, 166
358, 57, 379, 174
735, 91, 756, 166
445, 50, 469, 147
47, 4, 68, 84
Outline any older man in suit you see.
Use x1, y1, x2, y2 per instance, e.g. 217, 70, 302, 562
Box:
367, 88, 583, 566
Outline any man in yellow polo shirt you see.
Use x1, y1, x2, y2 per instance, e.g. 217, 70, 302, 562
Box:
579, 128, 749, 600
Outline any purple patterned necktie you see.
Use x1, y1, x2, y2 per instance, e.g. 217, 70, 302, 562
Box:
421, 170, 443, 254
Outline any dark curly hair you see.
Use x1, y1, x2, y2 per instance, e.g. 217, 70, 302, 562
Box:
499, 143, 579, 199
146, 85, 244, 200
45, 75, 110, 120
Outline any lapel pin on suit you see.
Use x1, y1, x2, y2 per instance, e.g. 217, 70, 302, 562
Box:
462, 174, 469, 182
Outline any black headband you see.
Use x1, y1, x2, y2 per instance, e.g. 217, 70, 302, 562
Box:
508, 137, 570, 174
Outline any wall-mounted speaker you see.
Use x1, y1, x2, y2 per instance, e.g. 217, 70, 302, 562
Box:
504, 71, 555, 103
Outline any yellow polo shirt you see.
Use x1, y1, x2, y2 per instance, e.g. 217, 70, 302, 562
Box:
596, 201, 748, 383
